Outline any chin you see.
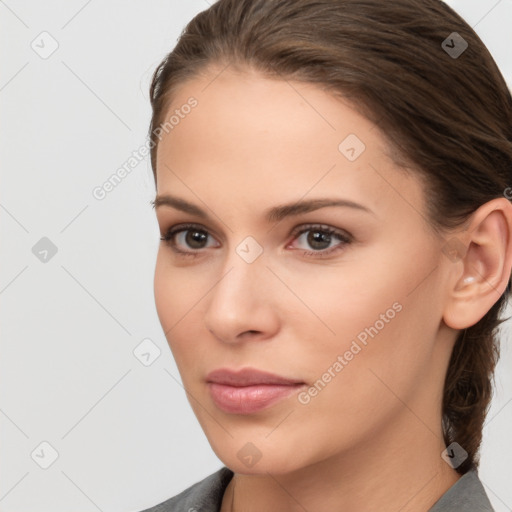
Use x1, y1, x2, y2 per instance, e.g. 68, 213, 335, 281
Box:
208, 436, 314, 476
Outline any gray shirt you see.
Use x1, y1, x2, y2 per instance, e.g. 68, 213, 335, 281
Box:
140, 466, 494, 511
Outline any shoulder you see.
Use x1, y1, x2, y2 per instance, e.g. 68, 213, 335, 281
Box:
429, 469, 494, 511
139, 466, 234, 512
138, 466, 493, 511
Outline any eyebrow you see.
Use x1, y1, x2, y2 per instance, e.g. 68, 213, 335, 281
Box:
152, 194, 374, 223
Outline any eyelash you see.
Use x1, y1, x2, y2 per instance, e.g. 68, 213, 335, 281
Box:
160, 222, 352, 259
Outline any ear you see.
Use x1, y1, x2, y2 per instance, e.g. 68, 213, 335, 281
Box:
442, 197, 512, 330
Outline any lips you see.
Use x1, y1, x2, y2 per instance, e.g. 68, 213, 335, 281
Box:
206, 367, 304, 387
206, 367, 306, 414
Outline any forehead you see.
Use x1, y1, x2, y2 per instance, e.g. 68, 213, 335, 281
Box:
157, 65, 381, 165
154, 66, 426, 225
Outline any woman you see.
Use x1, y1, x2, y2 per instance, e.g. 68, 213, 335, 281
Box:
143, 0, 512, 510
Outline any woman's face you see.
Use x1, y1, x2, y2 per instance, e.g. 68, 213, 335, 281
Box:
153, 66, 456, 475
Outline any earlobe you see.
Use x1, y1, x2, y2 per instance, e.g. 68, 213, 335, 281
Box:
443, 198, 512, 331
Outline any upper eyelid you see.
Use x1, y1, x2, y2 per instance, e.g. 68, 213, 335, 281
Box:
163, 222, 222, 242
163, 222, 346, 235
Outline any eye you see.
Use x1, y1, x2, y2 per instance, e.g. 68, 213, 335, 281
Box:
160, 223, 220, 257
287, 224, 352, 257
160, 222, 352, 259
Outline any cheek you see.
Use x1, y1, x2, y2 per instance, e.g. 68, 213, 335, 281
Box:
153, 251, 213, 370
153, 251, 202, 331
153, 253, 176, 330
285, 252, 438, 394
154, 260, 190, 369
296, 278, 442, 432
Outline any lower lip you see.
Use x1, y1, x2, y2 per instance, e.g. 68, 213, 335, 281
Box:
207, 382, 305, 414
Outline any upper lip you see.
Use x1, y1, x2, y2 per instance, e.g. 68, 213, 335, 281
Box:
206, 367, 304, 387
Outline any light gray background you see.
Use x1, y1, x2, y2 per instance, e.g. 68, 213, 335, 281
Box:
1, 1, 511, 511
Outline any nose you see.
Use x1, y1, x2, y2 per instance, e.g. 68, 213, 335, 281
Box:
203, 248, 280, 344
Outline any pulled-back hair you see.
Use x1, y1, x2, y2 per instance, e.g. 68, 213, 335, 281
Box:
148, 0, 512, 474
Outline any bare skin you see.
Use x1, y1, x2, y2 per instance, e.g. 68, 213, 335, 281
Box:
152, 64, 512, 512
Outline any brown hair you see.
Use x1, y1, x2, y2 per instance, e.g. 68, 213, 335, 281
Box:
148, 0, 512, 474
